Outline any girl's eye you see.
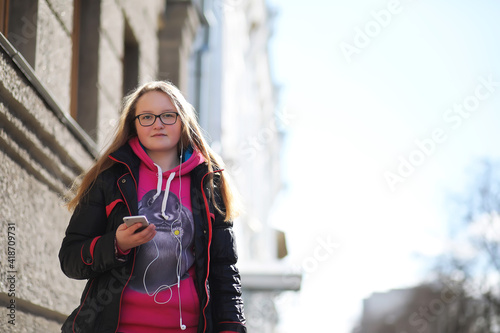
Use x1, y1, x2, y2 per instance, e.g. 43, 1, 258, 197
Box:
141, 115, 153, 120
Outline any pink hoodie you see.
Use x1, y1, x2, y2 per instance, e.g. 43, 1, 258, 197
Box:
117, 137, 204, 333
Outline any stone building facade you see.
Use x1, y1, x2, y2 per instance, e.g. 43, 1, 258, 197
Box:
0, 0, 298, 332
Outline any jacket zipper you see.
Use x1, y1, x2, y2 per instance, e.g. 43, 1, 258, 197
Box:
200, 169, 223, 333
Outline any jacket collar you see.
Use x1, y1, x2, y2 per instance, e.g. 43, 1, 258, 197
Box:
109, 142, 137, 163
108, 143, 141, 178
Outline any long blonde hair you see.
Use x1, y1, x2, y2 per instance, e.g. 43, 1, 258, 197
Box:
67, 81, 240, 221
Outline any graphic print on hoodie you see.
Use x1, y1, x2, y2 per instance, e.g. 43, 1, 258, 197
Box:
118, 137, 204, 333
128, 188, 195, 295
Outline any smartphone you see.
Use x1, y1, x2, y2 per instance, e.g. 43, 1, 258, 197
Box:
123, 215, 149, 232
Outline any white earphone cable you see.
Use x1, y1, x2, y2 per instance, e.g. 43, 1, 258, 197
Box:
143, 147, 186, 330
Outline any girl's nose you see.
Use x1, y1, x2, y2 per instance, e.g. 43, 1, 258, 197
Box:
152, 117, 165, 128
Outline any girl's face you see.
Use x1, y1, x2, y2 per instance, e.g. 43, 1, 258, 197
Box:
134, 91, 182, 157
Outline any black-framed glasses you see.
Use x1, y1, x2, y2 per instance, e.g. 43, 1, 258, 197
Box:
134, 112, 179, 126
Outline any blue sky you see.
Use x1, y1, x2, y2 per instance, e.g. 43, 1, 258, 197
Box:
268, 0, 500, 331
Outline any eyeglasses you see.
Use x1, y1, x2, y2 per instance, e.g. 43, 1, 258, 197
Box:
134, 112, 179, 126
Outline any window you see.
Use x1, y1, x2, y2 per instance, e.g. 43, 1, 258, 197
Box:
0, 0, 8, 34
71, 0, 100, 140
70, 0, 80, 120
123, 20, 139, 97
3, 0, 38, 67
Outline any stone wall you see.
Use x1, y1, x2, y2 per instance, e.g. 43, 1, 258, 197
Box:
0, 46, 90, 332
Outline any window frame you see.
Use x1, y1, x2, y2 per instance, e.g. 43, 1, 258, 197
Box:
0, 0, 9, 35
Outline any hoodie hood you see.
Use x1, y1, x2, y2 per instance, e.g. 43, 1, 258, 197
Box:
128, 136, 204, 177
128, 137, 205, 217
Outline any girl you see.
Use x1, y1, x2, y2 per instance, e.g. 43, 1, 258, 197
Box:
59, 81, 246, 333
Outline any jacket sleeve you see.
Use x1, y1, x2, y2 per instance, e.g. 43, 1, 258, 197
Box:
59, 175, 127, 280
209, 189, 247, 333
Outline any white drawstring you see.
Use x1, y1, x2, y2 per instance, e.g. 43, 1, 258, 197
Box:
152, 163, 163, 202
162, 172, 176, 221
153, 163, 176, 221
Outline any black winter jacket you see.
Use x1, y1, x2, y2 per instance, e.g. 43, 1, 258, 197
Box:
59, 144, 246, 333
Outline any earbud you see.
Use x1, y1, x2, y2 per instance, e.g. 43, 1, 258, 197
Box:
180, 311, 186, 330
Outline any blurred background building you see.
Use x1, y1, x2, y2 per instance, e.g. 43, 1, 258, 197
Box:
0, 0, 300, 331
351, 282, 492, 333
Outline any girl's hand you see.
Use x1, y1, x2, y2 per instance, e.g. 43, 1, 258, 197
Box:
116, 222, 156, 252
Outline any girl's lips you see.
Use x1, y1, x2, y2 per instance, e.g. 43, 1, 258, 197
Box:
152, 134, 167, 137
